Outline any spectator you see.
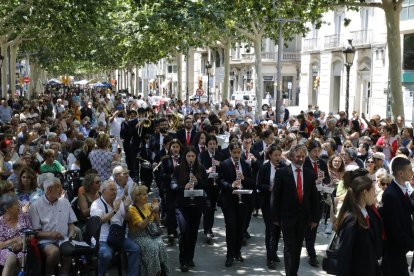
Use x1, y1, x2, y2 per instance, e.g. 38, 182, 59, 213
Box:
89, 132, 119, 181
29, 177, 77, 276
40, 149, 66, 174
90, 179, 140, 276
129, 185, 169, 276
0, 194, 33, 275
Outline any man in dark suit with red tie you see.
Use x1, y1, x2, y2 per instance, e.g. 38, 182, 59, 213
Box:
381, 156, 414, 276
176, 116, 197, 146
271, 144, 319, 276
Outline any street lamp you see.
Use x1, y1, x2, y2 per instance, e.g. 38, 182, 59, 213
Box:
342, 39, 355, 119
205, 61, 212, 103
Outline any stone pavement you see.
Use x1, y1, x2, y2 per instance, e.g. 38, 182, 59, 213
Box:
166, 210, 333, 276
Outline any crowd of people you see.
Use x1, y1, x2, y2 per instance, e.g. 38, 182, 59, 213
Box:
0, 87, 413, 276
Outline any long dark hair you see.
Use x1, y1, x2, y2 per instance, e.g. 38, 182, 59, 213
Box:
176, 146, 203, 186
335, 169, 372, 232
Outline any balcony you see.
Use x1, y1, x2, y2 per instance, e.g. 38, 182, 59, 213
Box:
262, 52, 277, 60
324, 34, 343, 49
350, 30, 373, 45
283, 52, 300, 61
303, 38, 319, 51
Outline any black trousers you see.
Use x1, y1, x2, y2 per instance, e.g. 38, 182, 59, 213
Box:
176, 206, 202, 265
304, 223, 318, 259
282, 221, 306, 276
261, 202, 281, 261
203, 185, 220, 234
221, 201, 248, 258
381, 252, 410, 276
165, 190, 177, 236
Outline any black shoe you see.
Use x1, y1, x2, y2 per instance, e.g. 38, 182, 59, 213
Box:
275, 254, 280, 263
308, 257, 319, 267
205, 233, 213, 245
235, 255, 244, 262
267, 260, 276, 270
181, 264, 189, 272
167, 235, 175, 246
187, 260, 195, 268
225, 258, 234, 267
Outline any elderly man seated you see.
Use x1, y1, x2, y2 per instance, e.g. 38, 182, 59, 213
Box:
109, 164, 135, 200
90, 179, 140, 276
29, 176, 77, 276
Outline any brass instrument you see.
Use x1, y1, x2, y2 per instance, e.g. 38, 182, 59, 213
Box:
170, 112, 184, 131
138, 114, 154, 136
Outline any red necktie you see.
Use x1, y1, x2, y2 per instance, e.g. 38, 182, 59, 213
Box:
365, 215, 370, 228
313, 162, 318, 176
296, 168, 303, 204
186, 131, 190, 145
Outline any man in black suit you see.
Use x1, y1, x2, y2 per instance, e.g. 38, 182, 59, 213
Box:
271, 144, 319, 276
252, 129, 275, 158
381, 157, 414, 276
303, 140, 331, 267
218, 142, 255, 267
176, 116, 197, 147
149, 118, 173, 157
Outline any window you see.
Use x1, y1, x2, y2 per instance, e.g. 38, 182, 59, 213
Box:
403, 33, 414, 70
401, 0, 414, 21
167, 65, 177, 73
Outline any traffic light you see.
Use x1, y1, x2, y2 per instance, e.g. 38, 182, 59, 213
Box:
198, 77, 202, 88
314, 76, 320, 89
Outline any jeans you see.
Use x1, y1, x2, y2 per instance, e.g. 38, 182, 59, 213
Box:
98, 239, 141, 276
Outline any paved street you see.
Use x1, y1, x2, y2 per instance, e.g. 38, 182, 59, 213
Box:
166, 210, 332, 276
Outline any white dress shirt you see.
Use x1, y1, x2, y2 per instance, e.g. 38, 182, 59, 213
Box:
291, 163, 304, 196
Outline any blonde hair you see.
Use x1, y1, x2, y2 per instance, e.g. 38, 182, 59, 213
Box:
130, 185, 148, 201
96, 132, 110, 149
82, 137, 96, 153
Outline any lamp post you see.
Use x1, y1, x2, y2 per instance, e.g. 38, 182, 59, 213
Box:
0, 55, 4, 96
205, 61, 212, 104
342, 39, 355, 119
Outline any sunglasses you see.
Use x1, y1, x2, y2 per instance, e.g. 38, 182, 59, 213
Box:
366, 160, 374, 164
380, 182, 390, 186
344, 146, 352, 148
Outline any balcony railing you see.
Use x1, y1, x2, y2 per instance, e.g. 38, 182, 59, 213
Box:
350, 29, 373, 45
303, 38, 319, 51
324, 34, 343, 49
262, 52, 277, 60
283, 52, 300, 61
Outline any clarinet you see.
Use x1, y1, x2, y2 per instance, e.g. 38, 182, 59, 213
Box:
189, 162, 195, 205
235, 162, 243, 204
211, 150, 217, 186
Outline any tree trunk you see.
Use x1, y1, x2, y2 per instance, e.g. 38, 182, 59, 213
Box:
383, 1, 403, 122
31, 62, 41, 99
0, 38, 7, 98
177, 52, 182, 101
222, 39, 231, 103
9, 41, 19, 98
253, 37, 263, 120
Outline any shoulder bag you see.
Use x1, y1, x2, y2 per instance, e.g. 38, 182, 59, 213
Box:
100, 197, 126, 250
135, 205, 163, 239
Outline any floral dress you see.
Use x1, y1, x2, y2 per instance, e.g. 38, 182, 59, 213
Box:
128, 203, 169, 276
0, 212, 32, 265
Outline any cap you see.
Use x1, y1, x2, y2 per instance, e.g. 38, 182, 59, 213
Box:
373, 152, 385, 161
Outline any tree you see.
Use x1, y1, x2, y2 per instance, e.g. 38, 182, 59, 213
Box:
327, 0, 405, 122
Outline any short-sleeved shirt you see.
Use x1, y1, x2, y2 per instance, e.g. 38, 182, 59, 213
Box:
89, 149, 115, 181
129, 203, 155, 231
90, 197, 126, 242
29, 195, 77, 244
40, 160, 65, 173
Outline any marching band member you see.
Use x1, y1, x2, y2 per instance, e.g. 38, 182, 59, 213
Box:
257, 145, 287, 269
159, 139, 182, 245
218, 142, 255, 267
172, 146, 207, 272
199, 135, 225, 244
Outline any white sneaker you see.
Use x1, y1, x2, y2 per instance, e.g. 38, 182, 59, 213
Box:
325, 223, 333, 234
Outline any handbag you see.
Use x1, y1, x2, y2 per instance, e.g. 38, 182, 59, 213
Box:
101, 197, 126, 249
322, 233, 339, 275
135, 205, 163, 238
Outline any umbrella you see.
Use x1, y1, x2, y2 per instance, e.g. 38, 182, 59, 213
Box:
47, 78, 61, 85
74, 79, 88, 85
